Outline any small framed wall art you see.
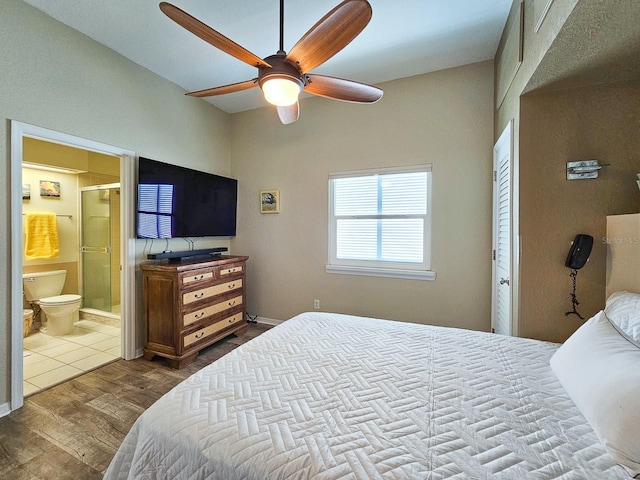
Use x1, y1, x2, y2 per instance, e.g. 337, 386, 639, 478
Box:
260, 189, 280, 213
40, 180, 61, 198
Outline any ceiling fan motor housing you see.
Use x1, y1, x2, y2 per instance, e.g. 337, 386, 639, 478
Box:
258, 54, 305, 90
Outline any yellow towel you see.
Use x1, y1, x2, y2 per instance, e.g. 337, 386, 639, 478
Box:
24, 212, 60, 260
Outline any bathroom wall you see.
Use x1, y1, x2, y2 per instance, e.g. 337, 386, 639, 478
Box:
22, 137, 122, 313
23, 136, 90, 171
23, 138, 120, 314
22, 137, 121, 296
21, 166, 79, 298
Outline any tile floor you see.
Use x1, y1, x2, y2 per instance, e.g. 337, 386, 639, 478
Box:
23, 319, 121, 397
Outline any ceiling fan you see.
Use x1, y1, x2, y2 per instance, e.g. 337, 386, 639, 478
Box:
159, 0, 383, 124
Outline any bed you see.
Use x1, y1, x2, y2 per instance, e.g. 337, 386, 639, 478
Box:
104, 294, 640, 479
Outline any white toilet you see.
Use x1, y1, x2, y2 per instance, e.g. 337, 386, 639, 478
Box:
22, 270, 82, 336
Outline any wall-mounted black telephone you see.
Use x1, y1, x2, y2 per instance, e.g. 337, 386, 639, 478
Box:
565, 234, 593, 320
565, 234, 593, 270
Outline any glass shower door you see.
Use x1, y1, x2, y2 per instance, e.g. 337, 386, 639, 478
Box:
81, 186, 113, 312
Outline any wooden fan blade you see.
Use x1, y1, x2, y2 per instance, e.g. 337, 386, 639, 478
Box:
286, 0, 372, 74
186, 79, 258, 98
159, 2, 271, 69
304, 74, 382, 103
277, 102, 300, 124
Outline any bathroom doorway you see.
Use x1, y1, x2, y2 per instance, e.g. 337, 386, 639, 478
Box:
80, 184, 121, 319
21, 146, 123, 397
10, 121, 136, 412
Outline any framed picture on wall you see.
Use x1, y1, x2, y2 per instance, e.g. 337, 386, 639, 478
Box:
40, 180, 61, 198
22, 184, 31, 200
260, 190, 280, 213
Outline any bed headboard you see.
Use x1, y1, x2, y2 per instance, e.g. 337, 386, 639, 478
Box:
606, 213, 640, 297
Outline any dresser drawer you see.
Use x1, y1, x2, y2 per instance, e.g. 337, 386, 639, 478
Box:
219, 263, 244, 277
182, 294, 243, 327
182, 279, 243, 305
183, 312, 244, 348
181, 268, 214, 286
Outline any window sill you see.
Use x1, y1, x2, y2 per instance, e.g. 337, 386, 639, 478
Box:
325, 264, 437, 281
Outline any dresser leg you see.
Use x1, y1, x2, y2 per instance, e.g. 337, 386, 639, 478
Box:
143, 350, 155, 361
168, 352, 198, 369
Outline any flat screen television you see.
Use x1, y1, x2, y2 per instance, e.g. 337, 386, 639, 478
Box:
136, 157, 237, 239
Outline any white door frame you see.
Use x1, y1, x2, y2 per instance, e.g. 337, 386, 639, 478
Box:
491, 120, 517, 336
10, 121, 136, 412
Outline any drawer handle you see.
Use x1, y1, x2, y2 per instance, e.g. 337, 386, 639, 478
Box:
194, 311, 205, 319
194, 292, 205, 299
228, 318, 235, 323
194, 331, 205, 339
193, 274, 204, 281
228, 300, 236, 307
227, 283, 235, 289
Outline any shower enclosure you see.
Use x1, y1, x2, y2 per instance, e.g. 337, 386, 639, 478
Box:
80, 183, 121, 315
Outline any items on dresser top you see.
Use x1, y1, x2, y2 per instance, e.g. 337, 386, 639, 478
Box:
141, 255, 248, 369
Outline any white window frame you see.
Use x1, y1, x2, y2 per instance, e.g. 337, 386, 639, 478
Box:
326, 164, 436, 281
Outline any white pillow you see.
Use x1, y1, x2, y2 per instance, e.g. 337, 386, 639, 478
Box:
605, 291, 640, 345
550, 310, 640, 477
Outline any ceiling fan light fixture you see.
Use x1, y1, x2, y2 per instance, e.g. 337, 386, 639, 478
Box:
262, 77, 302, 107
162, 1, 380, 124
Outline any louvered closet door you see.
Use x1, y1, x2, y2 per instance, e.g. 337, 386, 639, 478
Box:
492, 121, 513, 336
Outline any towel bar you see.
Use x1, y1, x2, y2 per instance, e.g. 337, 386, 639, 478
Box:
22, 213, 72, 218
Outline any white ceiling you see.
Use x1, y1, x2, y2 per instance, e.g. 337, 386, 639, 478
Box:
22, 0, 512, 113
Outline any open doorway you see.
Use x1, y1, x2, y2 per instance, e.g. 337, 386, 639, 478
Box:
21, 141, 121, 396
10, 121, 136, 411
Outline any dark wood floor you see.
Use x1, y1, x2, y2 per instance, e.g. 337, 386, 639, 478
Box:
0, 323, 272, 480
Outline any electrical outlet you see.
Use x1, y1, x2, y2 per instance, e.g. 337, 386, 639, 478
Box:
313, 299, 320, 309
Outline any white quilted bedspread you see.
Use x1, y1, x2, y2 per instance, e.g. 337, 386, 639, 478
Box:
104, 312, 628, 479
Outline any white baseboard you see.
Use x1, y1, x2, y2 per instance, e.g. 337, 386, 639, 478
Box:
0, 402, 11, 418
253, 316, 283, 326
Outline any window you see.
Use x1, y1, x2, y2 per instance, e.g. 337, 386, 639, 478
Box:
327, 165, 435, 280
137, 184, 174, 238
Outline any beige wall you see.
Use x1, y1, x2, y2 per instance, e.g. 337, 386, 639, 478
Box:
518, 81, 640, 342
495, 0, 579, 137
0, 0, 231, 408
495, 0, 640, 342
231, 61, 494, 330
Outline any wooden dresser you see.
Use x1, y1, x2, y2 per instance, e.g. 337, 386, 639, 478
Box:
141, 255, 248, 368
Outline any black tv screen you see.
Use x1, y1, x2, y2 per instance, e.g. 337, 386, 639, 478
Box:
136, 157, 237, 239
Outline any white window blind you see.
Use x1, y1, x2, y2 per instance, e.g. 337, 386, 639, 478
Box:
137, 184, 174, 238
327, 165, 434, 280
